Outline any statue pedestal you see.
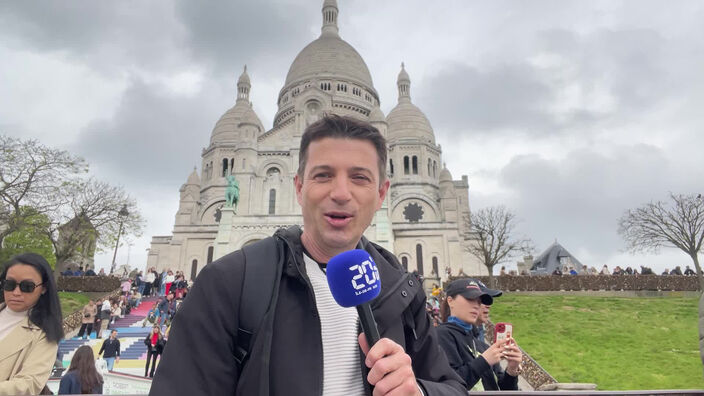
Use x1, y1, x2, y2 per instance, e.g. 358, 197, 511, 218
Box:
214, 207, 236, 261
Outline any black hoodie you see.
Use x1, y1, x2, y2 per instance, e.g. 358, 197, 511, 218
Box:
436, 321, 518, 391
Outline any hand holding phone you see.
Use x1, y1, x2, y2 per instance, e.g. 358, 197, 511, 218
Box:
494, 322, 513, 344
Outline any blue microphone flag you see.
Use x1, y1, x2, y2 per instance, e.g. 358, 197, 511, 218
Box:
327, 249, 381, 308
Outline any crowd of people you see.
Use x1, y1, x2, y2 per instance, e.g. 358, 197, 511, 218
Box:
547, 264, 698, 276
60, 266, 105, 277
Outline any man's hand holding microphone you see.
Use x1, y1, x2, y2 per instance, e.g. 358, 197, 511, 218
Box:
327, 250, 422, 396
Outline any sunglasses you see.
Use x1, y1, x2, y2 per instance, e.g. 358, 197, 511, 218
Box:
1, 279, 44, 293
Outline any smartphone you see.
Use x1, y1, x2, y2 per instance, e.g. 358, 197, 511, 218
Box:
494, 322, 513, 344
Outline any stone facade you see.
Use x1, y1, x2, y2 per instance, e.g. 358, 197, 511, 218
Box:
147, 0, 485, 280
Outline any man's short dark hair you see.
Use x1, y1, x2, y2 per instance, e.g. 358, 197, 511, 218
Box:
298, 114, 387, 183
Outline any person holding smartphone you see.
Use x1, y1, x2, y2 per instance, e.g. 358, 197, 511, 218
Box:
437, 278, 522, 391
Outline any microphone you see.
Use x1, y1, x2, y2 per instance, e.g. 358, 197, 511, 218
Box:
326, 249, 382, 347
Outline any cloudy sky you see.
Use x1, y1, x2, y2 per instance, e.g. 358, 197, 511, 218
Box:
2, 0, 703, 273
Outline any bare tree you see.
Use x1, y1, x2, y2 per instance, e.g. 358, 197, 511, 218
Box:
464, 206, 533, 287
0, 136, 87, 247
618, 192, 704, 291
49, 178, 145, 275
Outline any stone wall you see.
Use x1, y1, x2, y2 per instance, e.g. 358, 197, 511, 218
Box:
448, 275, 699, 291
57, 276, 121, 292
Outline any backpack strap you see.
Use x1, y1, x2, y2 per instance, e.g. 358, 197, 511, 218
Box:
233, 236, 284, 370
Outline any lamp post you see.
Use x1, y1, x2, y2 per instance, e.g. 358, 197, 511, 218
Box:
109, 204, 129, 275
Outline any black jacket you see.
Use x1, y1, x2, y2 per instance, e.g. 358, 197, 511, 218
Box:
151, 226, 466, 396
436, 322, 518, 391
144, 334, 165, 354
98, 338, 121, 358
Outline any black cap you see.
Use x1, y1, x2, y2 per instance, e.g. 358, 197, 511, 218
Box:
475, 279, 503, 297
446, 279, 493, 305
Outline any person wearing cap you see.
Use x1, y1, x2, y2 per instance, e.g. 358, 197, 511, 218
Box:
473, 280, 503, 342
436, 278, 522, 391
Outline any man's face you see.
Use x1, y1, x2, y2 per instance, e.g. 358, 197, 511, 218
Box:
477, 304, 491, 325
295, 137, 389, 258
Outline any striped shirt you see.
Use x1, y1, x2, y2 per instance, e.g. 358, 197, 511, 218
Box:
304, 254, 365, 395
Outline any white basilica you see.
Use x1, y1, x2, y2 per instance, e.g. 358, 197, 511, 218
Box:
147, 0, 485, 283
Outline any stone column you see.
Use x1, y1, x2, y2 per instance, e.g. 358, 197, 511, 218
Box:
214, 207, 236, 260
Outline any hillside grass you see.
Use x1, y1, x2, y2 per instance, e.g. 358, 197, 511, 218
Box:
58, 291, 90, 317
489, 294, 704, 390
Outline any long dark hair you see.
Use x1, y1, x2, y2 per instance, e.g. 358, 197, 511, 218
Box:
68, 345, 103, 393
0, 253, 65, 343
440, 296, 452, 323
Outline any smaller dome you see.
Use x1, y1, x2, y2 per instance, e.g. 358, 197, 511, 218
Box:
186, 167, 200, 185
238, 65, 250, 86
210, 102, 264, 144
387, 63, 436, 144
386, 102, 435, 144
369, 107, 385, 123
398, 62, 410, 83
439, 164, 452, 183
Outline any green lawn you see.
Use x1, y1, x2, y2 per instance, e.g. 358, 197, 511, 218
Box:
489, 294, 704, 390
58, 291, 90, 317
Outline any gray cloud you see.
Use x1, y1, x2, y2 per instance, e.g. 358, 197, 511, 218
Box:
471, 144, 704, 265
174, 1, 316, 77
418, 25, 704, 139
71, 77, 227, 189
417, 62, 554, 133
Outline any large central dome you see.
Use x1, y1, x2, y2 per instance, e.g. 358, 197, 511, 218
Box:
282, 0, 375, 93
285, 35, 374, 89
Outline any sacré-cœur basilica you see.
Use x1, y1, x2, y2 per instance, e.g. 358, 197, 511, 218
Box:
147, 0, 486, 286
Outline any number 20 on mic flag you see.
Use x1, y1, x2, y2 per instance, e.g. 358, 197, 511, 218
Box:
327, 250, 381, 308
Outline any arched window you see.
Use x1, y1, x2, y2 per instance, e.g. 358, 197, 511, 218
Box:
412, 156, 418, 174
268, 189, 276, 214
432, 256, 439, 276
416, 244, 424, 275
222, 159, 228, 177
242, 158, 246, 170
207, 247, 214, 264
428, 159, 432, 176
230, 158, 235, 173
401, 256, 408, 271
404, 156, 410, 175
190, 259, 198, 282
389, 159, 394, 177
433, 161, 437, 178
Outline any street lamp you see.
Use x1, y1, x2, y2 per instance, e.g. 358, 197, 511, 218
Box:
109, 204, 129, 275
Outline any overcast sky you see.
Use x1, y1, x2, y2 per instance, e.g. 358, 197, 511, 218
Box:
2, 0, 703, 274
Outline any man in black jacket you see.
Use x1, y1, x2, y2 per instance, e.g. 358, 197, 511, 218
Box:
150, 115, 466, 395
98, 330, 121, 371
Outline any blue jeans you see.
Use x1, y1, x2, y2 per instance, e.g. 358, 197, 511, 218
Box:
138, 283, 145, 295
104, 357, 116, 371
158, 311, 169, 327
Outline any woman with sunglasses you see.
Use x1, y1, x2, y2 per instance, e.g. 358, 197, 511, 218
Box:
0, 253, 64, 394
